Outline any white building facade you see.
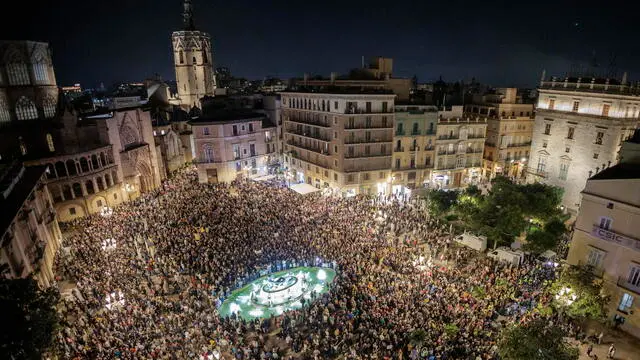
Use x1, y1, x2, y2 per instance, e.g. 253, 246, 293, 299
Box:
527, 76, 640, 212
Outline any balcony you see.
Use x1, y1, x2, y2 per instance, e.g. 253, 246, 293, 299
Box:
285, 117, 331, 128
344, 108, 393, 115
409, 146, 419, 152
344, 124, 393, 130
618, 277, 640, 295
437, 135, 460, 141
344, 152, 392, 159
287, 129, 331, 142
507, 141, 532, 148
395, 130, 406, 136
344, 137, 392, 144
286, 140, 330, 156
411, 130, 421, 136
394, 147, 405, 152
437, 150, 457, 155
589, 224, 640, 252
466, 148, 483, 154
526, 167, 547, 178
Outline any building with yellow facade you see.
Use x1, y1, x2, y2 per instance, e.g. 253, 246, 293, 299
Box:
567, 131, 640, 337
465, 88, 534, 179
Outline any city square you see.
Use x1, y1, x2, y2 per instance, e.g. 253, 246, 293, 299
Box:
1, 0, 640, 359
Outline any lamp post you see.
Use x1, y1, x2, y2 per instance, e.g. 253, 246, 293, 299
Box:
555, 286, 578, 322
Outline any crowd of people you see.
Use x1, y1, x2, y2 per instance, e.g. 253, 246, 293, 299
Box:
52, 167, 559, 359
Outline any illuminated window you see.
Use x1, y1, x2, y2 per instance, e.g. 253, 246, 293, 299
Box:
0, 98, 10, 122
203, 144, 214, 163
46, 133, 55, 152
15, 96, 38, 120
602, 104, 610, 117
7, 63, 30, 85
536, 157, 546, 173
43, 97, 56, 118
33, 63, 49, 84
548, 99, 555, 110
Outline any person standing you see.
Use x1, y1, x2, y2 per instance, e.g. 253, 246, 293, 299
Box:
607, 343, 616, 359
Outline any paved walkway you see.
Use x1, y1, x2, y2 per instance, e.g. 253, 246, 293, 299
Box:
574, 322, 640, 360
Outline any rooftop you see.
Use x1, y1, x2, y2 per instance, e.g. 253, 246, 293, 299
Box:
539, 76, 640, 96
590, 163, 640, 181
188, 110, 265, 125
282, 86, 395, 95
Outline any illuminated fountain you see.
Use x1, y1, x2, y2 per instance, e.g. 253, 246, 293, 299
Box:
220, 267, 335, 320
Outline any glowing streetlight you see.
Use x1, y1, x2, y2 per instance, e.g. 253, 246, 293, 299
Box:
555, 287, 578, 306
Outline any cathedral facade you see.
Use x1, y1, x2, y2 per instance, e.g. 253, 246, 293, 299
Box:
171, 0, 216, 110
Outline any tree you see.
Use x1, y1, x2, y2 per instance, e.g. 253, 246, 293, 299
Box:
426, 189, 458, 217
498, 318, 579, 360
0, 277, 60, 359
524, 218, 567, 254
551, 265, 609, 321
519, 182, 564, 222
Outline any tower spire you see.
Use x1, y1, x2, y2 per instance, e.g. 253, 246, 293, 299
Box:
183, 0, 195, 30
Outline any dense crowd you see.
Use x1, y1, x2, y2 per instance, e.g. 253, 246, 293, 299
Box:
52, 167, 557, 359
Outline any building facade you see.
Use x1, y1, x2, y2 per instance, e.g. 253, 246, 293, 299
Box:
172, 0, 216, 110
0, 163, 62, 288
391, 105, 439, 193
0, 40, 58, 125
465, 88, 534, 179
281, 91, 396, 196
527, 75, 640, 212
566, 135, 640, 337
432, 115, 487, 189
191, 112, 276, 183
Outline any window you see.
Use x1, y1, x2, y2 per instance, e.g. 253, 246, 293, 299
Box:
203, 144, 214, 162
96, 199, 103, 208
203, 51, 208, 64
334, 101, 338, 109
618, 293, 634, 313
544, 123, 551, 135
548, 99, 555, 110
0, 98, 10, 122
565, 146, 570, 153
365, 102, 371, 112
595, 132, 604, 145
379, 172, 384, 179
203, 127, 210, 135
587, 247, 606, 268
536, 157, 546, 173
572, 101, 579, 112
628, 266, 640, 287
33, 63, 49, 83
593, 153, 599, 159
567, 127, 575, 139
347, 174, 354, 182
395, 159, 401, 169
7, 63, 29, 85
602, 104, 610, 117
598, 216, 612, 230
235, 162, 241, 172
456, 157, 465, 168
232, 125, 238, 136
542, 140, 548, 148
69, 207, 76, 215
412, 123, 419, 135
192, 56, 196, 63
249, 123, 254, 132
15, 96, 38, 120
334, 173, 338, 181
250, 144, 256, 156
114, 193, 118, 200
397, 123, 403, 134
233, 144, 240, 159
241, 125, 245, 131
348, 146, 354, 157
364, 145, 370, 155
559, 163, 569, 180
46, 133, 54, 152
363, 173, 370, 181
179, 50, 184, 64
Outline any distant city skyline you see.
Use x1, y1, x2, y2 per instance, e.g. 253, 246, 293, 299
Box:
2, 0, 639, 89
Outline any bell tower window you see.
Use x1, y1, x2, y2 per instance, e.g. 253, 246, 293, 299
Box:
203, 51, 208, 64
179, 50, 184, 64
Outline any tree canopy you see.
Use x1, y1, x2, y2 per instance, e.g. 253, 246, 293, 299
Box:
0, 277, 60, 360
551, 265, 609, 321
498, 318, 579, 360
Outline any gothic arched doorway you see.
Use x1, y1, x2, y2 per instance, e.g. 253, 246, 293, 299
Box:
136, 161, 153, 193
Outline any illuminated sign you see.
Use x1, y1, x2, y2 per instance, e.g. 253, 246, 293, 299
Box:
591, 225, 640, 251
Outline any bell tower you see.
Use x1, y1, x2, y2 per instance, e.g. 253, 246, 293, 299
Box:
171, 0, 216, 110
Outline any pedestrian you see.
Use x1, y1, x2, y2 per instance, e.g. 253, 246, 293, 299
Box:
597, 331, 604, 344
607, 343, 616, 359
587, 344, 593, 357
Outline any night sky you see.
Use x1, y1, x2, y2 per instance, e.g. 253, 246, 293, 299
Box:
3, 0, 638, 89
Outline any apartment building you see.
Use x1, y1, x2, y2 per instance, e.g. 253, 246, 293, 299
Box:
566, 132, 640, 337
190, 111, 277, 183
1, 163, 62, 287
527, 74, 640, 212
390, 105, 438, 194
432, 113, 487, 189
465, 88, 534, 179
280, 91, 396, 196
